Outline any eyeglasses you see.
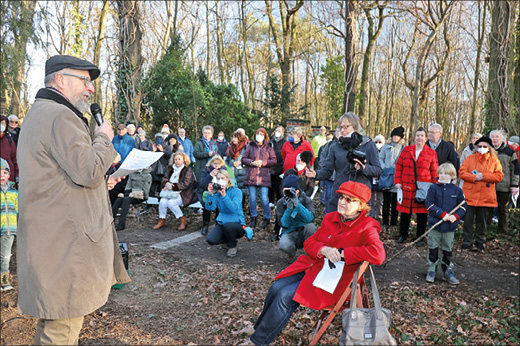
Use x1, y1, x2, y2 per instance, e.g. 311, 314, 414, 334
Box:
9, 120, 18, 124
61, 73, 94, 87
340, 124, 352, 130
338, 195, 359, 203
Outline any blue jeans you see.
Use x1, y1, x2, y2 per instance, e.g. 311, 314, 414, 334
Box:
250, 272, 304, 345
248, 185, 270, 219
1, 235, 15, 274
324, 180, 334, 214
206, 222, 245, 249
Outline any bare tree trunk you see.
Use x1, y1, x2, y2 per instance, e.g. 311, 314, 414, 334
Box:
343, 0, 357, 114
8, 0, 37, 117
215, 1, 224, 85
469, 0, 486, 135
205, 0, 210, 75
93, 0, 109, 105
116, 0, 144, 125
486, 0, 518, 132
240, 0, 255, 111
163, 0, 174, 53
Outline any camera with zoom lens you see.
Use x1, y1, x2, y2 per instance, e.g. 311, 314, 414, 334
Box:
284, 188, 298, 199
212, 183, 223, 191
347, 149, 367, 165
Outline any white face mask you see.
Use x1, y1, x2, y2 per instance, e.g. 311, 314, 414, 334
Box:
275, 131, 282, 138
217, 179, 227, 187
376, 143, 383, 150
296, 163, 306, 171
256, 134, 265, 142
477, 147, 489, 155
0, 125, 5, 133
218, 136, 224, 141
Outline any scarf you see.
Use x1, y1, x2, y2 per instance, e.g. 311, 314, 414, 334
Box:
202, 137, 217, 152
227, 140, 246, 159
169, 164, 185, 184
35, 87, 88, 127
338, 132, 363, 150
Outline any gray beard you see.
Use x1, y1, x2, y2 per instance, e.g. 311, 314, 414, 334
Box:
74, 99, 90, 113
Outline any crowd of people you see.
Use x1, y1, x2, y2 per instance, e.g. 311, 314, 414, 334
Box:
1, 54, 519, 345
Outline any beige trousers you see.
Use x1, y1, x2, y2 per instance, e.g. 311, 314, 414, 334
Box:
34, 316, 84, 345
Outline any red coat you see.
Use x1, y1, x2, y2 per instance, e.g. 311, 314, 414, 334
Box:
281, 139, 314, 174
395, 144, 438, 214
275, 211, 385, 310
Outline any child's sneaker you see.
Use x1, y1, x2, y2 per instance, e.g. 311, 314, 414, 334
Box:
1, 273, 14, 291
443, 269, 460, 285
425, 271, 435, 283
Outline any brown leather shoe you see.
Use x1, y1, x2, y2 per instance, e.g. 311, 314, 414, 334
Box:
153, 218, 165, 229
178, 216, 187, 230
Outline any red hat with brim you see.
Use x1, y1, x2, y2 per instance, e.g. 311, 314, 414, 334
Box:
336, 181, 371, 204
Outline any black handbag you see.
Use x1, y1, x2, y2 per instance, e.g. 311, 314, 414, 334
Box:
339, 266, 397, 346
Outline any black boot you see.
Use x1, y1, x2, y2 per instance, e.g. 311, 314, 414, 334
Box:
261, 218, 270, 229
115, 223, 126, 231
201, 224, 208, 235
250, 216, 257, 228
201, 208, 211, 235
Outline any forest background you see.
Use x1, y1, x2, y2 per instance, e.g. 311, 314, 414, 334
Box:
1, 0, 519, 148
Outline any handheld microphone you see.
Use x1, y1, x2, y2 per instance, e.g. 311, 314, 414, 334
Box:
90, 103, 103, 126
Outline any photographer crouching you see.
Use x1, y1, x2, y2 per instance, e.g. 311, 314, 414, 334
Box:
277, 175, 317, 261
205, 170, 252, 257
307, 112, 382, 213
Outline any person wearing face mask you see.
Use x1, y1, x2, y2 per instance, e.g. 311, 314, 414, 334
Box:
459, 136, 503, 252
281, 127, 314, 174
268, 126, 287, 207
225, 131, 249, 208
206, 170, 251, 258
487, 130, 519, 235
379, 126, 405, 232
459, 133, 482, 188
197, 155, 236, 235
7, 115, 20, 145
394, 127, 438, 245
424, 163, 466, 284
0, 115, 18, 182
369, 134, 385, 220
242, 128, 277, 229
216, 131, 229, 157
306, 112, 382, 214
283, 151, 315, 198
136, 129, 153, 151
317, 131, 338, 214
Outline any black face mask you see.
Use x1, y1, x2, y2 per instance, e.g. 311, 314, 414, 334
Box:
338, 132, 362, 150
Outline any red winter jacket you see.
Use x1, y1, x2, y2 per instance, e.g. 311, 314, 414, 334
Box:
275, 211, 385, 310
395, 144, 438, 214
281, 139, 314, 174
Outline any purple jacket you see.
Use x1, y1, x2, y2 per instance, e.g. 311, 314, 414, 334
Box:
242, 141, 277, 187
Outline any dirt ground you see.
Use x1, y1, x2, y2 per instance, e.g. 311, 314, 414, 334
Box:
1, 204, 519, 345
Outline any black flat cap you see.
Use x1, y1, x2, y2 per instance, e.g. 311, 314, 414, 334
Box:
45, 55, 100, 81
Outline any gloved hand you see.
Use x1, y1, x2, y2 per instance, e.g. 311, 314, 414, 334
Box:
244, 226, 254, 240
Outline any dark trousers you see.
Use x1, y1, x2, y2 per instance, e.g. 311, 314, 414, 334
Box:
250, 272, 304, 345
269, 173, 283, 204
382, 190, 399, 226
487, 191, 510, 234
399, 211, 427, 240
112, 197, 142, 226
463, 206, 492, 246
206, 222, 245, 249
109, 178, 128, 205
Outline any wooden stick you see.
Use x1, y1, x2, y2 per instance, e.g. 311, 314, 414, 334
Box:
383, 201, 466, 267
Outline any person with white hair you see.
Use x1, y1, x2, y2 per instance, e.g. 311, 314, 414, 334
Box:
489, 129, 519, 234
426, 123, 459, 170
7, 115, 20, 145
126, 123, 137, 144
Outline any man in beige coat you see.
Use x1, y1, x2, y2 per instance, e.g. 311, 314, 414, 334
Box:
17, 55, 130, 345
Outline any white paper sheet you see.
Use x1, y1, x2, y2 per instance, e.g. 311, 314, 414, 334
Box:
110, 149, 164, 178
312, 258, 345, 294
396, 188, 403, 204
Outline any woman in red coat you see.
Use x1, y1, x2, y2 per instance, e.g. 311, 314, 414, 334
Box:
281, 127, 314, 174
395, 127, 438, 244
249, 181, 385, 346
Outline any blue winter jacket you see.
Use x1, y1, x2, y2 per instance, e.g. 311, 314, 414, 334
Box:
112, 133, 136, 162
276, 194, 315, 235
205, 187, 245, 226
425, 182, 467, 233
179, 136, 196, 164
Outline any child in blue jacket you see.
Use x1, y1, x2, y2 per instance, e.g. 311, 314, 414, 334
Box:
425, 162, 467, 284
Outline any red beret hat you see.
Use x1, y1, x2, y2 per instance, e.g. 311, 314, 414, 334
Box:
336, 181, 371, 204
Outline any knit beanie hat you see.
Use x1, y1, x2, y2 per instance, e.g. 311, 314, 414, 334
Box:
390, 126, 405, 138
0, 158, 9, 172
282, 174, 300, 190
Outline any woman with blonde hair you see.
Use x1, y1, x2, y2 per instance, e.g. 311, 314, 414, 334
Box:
459, 136, 503, 251
154, 152, 197, 230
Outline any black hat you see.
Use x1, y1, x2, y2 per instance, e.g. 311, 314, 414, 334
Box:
282, 174, 300, 190
45, 55, 100, 81
390, 126, 405, 138
300, 151, 313, 164
475, 136, 493, 147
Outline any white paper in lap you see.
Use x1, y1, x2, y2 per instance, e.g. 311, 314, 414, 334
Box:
313, 258, 345, 294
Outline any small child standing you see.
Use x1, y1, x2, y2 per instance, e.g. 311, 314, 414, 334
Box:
1, 158, 17, 291
425, 162, 467, 284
